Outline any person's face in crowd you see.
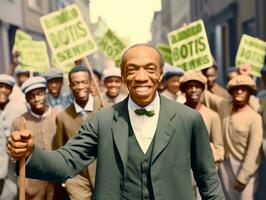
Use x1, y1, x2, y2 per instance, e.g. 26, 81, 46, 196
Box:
69, 71, 91, 103
104, 76, 122, 98
202, 66, 217, 89
17, 72, 30, 87
166, 75, 181, 95
0, 83, 12, 105
47, 78, 63, 98
226, 71, 238, 82
26, 88, 47, 115
183, 81, 204, 104
231, 86, 251, 108
121, 45, 163, 107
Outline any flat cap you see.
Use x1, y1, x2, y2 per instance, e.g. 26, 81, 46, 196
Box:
103, 67, 121, 80
42, 68, 63, 81
163, 63, 184, 79
21, 76, 46, 94
14, 65, 30, 75
0, 74, 16, 87
180, 71, 207, 92
227, 75, 256, 94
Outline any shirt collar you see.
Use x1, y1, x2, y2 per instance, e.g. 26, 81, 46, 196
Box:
30, 106, 51, 120
128, 92, 160, 112
74, 94, 94, 114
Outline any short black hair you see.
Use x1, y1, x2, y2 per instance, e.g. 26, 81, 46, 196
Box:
93, 69, 102, 81
68, 65, 92, 82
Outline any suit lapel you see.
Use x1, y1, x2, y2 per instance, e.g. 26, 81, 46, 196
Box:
111, 98, 130, 179
151, 96, 176, 164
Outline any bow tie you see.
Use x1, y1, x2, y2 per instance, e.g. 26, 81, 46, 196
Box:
134, 108, 155, 117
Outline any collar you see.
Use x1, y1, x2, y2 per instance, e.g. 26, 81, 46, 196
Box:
128, 92, 160, 112
74, 94, 94, 114
30, 106, 51, 120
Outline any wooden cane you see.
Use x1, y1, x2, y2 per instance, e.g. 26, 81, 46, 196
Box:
82, 57, 105, 108
19, 117, 27, 200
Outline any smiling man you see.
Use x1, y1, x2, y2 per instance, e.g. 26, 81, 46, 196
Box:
10, 76, 59, 200
8, 44, 224, 200
102, 67, 126, 106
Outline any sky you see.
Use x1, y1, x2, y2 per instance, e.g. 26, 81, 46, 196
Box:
89, 0, 161, 44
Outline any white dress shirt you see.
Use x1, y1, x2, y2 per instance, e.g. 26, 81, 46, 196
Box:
74, 94, 94, 121
128, 93, 160, 153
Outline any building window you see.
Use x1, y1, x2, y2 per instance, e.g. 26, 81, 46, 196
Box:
243, 18, 256, 36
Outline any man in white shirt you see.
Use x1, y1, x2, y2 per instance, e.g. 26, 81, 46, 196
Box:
8, 44, 224, 200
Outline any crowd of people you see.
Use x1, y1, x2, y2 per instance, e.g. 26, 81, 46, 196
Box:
1, 44, 266, 200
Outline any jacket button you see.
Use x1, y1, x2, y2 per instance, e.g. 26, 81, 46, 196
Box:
120, 181, 124, 187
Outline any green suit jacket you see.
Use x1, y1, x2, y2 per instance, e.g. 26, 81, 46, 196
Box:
25, 96, 224, 200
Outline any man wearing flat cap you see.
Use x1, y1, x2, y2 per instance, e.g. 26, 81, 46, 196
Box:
161, 63, 186, 103
43, 68, 72, 111
180, 71, 224, 200
203, 75, 262, 199
11, 76, 59, 200
102, 67, 126, 107
180, 71, 224, 165
0, 74, 27, 200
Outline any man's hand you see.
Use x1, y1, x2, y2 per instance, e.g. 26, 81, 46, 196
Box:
7, 130, 34, 160
234, 179, 246, 191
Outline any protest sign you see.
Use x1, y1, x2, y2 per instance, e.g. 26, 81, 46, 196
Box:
156, 43, 173, 65
235, 34, 266, 77
51, 54, 75, 77
168, 20, 213, 71
40, 4, 98, 66
12, 29, 32, 53
18, 40, 50, 72
94, 18, 127, 67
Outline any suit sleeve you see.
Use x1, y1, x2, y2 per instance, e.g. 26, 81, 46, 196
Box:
25, 112, 99, 183
191, 112, 225, 200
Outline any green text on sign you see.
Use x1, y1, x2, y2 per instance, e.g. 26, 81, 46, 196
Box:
235, 34, 266, 77
168, 20, 213, 72
40, 4, 98, 66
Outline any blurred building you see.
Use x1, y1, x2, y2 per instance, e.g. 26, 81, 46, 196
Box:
150, 0, 266, 85
150, 0, 191, 46
0, 0, 52, 73
191, 0, 266, 85
0, 0, 104, 74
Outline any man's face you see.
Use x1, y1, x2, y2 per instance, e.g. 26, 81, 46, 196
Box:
0, 83, 12, 104
104, 76, 122, 98
183, 81, 203, 104
69, 71, 91, 102
47, 78, 63, 98
122, 46, 163, 107
231, 86, 251, 108
166, 75, 181, 95
202, 67, 217, 89
26, 88, 47, 113
17, 72, 30, 86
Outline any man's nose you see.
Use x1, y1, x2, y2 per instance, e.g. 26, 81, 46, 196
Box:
135, 68, 148, 82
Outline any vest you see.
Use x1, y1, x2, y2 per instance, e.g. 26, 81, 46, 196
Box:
122, 130, 155, 200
